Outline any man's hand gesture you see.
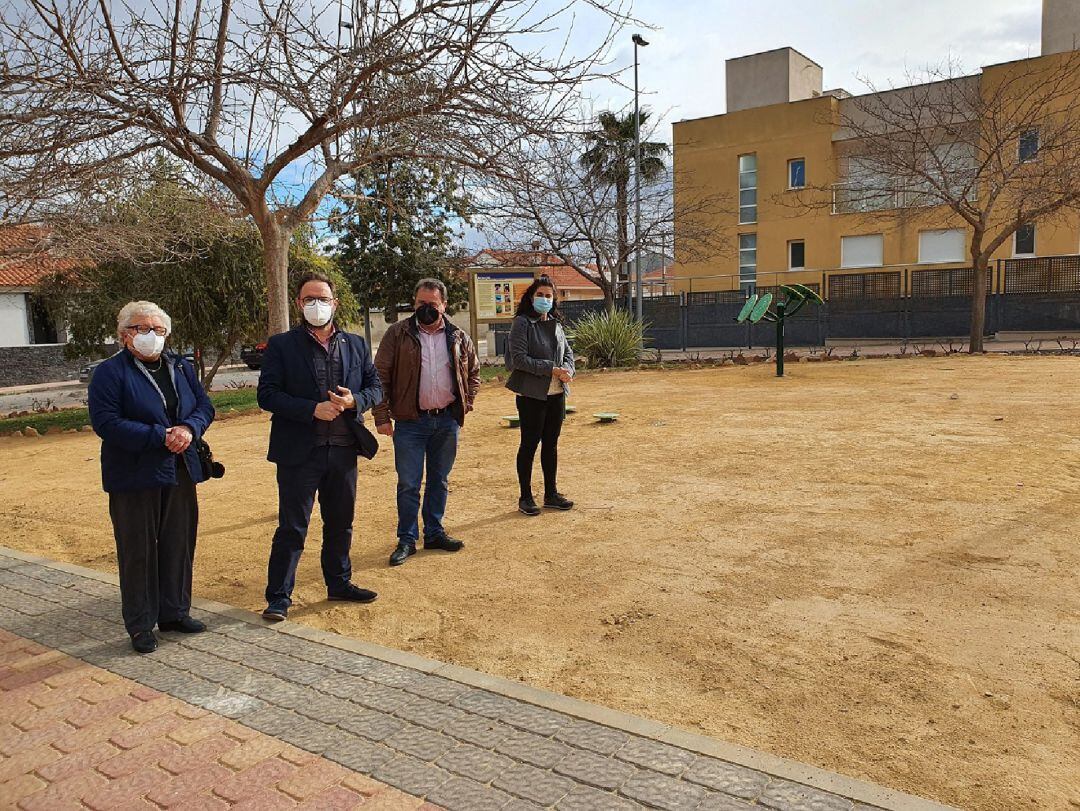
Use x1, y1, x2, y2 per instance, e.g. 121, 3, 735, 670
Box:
328, 386, 355, 410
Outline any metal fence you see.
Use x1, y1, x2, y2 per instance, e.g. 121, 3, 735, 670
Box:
489, 257, 1080, 353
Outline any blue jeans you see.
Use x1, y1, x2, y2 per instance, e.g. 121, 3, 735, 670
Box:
393, 412, 459, 545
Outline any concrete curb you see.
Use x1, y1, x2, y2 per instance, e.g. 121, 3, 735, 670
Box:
0, 544, 958, 811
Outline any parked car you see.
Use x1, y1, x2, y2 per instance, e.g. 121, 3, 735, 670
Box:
79, 350, 199, 384
79, 358, 108, 383
241, 342, 267, 370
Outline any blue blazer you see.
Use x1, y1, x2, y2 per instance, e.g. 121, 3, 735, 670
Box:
88, 350, 216, 493
257, 326, 382, 466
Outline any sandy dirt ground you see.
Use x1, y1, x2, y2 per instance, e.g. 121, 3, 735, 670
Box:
1, 356, 1078, 811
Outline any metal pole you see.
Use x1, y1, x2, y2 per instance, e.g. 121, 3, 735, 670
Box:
633, 39, 643, 322
776, 300, 786, 377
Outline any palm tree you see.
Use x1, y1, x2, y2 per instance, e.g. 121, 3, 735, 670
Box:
580, 109, 670, 295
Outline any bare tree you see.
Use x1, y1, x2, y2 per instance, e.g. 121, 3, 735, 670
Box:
0, 0, 630, 335
481, 121, 728, 311
793, 51, 1080, 352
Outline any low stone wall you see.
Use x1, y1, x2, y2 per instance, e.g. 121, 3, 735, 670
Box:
0, 345, 99, 388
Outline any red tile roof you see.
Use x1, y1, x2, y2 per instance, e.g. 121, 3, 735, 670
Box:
544, 266, 601, 290
470, 249, 601, 290
471, 248, 565, 268
0, 225, 79, 288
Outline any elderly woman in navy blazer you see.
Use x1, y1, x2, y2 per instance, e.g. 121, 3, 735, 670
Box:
88, 301, 215, 654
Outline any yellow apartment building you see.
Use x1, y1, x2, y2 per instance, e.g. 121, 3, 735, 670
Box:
672, 0, 1080, 298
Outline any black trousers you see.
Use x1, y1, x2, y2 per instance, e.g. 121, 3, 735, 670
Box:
108, 462, 198, 636
516, 393, 565, 498
266, 445, 357, 607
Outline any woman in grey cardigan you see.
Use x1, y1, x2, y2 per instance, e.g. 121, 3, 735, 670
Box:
505, 276, 575, 516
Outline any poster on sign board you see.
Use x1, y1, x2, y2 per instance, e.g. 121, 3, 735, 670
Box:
474, 272, 537, 319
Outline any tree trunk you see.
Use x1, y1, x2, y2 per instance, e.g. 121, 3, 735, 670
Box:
256, 217, 293, 336
202, 334, 238, 389
969, 239, 989, 353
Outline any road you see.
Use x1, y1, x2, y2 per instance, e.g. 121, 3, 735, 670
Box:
0, 365, 261, 416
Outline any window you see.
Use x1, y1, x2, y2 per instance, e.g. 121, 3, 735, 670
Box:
738, 154, 757, 224
1014, 223, 1036, 256
1019, 129, 1039, 163
918, 229, 966, 264
789, 240, 805, 270
788, 159, 806, 189
835, 157, 894, 213
840, 234, 884, 268
739, 234, 757, 286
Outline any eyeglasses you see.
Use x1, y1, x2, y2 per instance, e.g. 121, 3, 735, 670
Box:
127, 325, 168, 336
301, 296, 334, 306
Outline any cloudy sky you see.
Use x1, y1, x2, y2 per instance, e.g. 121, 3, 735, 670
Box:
593, 0, 1045, 140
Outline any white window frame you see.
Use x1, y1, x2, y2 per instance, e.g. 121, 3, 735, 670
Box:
738, 154, 757, 225
788, 158, 806, 190
1019, 129, 1040, 163
840, 234, 884, 269
788, 240, 805, 270
1013, 223, 1036, 257
917, 229, 967, 264
738, 233, 757, 285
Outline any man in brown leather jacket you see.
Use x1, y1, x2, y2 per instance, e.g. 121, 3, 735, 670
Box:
374, 279, 481, 567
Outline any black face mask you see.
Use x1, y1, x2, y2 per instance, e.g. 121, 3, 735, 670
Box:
415, 303, 440, 326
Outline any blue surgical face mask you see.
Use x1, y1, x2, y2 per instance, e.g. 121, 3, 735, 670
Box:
533, 295, 553, 314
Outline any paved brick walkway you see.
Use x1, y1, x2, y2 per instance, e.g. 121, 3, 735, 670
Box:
0, 549, 956, 811
0, 629, 432, 810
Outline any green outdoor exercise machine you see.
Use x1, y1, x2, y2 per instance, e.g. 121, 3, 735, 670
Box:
736, 284, 825, 378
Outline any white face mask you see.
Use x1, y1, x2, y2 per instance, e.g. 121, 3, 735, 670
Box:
303, 300, 334, 327
132, 331, 165, 358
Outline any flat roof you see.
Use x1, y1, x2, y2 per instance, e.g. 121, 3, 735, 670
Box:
725, 45, 821, 68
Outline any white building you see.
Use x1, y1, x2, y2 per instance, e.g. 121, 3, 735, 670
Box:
0, 226, 69, 347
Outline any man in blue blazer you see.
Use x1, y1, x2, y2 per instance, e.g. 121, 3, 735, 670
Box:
257, 272, 383, 621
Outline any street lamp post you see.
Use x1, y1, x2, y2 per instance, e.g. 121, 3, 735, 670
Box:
632, 33, 649, 322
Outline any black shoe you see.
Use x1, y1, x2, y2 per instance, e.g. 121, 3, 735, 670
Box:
544, 493, 574, 510
424, 535, 464, 552
390, 543, 416, 566
131, 631, 158, 654
261, 603, 288, 622
159, 616, 206, 634
518, 496, 541, 516
328, 583, 378, 603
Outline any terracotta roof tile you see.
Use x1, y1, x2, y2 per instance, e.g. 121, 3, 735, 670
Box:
470, 249, 600, 290
542, 266, 600, 290
0, 225, 80, 287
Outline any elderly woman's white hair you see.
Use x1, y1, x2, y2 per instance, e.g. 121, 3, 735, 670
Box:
116, 301, 172, 340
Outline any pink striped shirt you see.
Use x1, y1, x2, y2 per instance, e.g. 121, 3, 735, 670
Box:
418, 324, 455, 410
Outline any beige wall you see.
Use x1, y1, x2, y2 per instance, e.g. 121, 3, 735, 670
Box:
725, 48, 822, 114
1043, 0, 1080, 55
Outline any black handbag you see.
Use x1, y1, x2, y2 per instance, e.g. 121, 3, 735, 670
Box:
195, 438, 225, 479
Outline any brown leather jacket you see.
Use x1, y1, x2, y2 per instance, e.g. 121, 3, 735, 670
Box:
373, 315, 480, 427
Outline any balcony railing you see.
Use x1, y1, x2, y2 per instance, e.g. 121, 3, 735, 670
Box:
832, 176, 978, 214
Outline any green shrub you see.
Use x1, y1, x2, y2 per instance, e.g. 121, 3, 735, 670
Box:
566, 309, 647, 368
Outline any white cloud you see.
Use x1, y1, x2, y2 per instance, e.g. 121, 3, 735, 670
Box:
588, 0, 1045, 138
